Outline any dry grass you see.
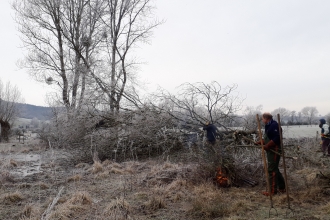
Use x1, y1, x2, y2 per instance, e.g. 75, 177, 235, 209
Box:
94, 170, 110, 179
67, 191, 92, 205
143, 195, 166, 211
18, 204, 40, 220
102, 159, 112, 166
10, 159, 18, 167
110, 167, 126, 174
112, 162, 123, 168
103, 197, 131, 219
321, 202, 330, 214
37, 182, 50, 190
2, 159, 18, 168
92, 161, 103, 174
20, 148, 32, 153
67, 174, 82, 182
0, 171, 16, 183
1, 138, 330, 219
1, 191, 24, 204
18, 183, 32, 189
75, 163, 90, 170
48, 191, 92, 219
189, 183, 229, 219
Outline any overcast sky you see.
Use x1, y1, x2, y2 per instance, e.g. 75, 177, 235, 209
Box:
0, 0, 329, 115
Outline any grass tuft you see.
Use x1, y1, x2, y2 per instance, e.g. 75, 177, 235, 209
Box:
37, 182, 50, 189
92, 161, 103, 174
19, 204, 40, 219
48, 191, 92, 219
189, 183, 229, 218
2, 191, 24, 204
144, 195, 166, 211
67, 174, 82, 182
103, 197, 131, 219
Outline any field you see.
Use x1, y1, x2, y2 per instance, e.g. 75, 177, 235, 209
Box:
282, 125, 320, 139
1, 127, 330, 220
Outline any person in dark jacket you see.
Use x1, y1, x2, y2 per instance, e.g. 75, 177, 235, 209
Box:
257, 112, 286, 196
203, 121, 217, 145
319, 118, 330, 156
202, 121, 218, 155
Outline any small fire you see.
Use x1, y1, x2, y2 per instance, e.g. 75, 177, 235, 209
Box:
216, 168, 229, 187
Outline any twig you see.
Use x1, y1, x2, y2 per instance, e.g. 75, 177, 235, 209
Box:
41, 186, 64, 220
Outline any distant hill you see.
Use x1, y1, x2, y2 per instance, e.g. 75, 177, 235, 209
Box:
17, 103, 52, 120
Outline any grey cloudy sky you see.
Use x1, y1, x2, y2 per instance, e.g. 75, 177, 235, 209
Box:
1, 0, 329, 115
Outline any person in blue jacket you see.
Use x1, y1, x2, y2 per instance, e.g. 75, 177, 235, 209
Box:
257, 112, 286, 196
202, 121, 218, 155
203, 121, 217, 145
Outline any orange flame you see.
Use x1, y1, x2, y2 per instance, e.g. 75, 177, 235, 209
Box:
216, 168, 228, 186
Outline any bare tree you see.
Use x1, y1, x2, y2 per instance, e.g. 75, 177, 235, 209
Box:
271, 107, 290, 124
288, 110, 296, 125
0, 80, 23, 141
13, 0, 104, 114
13, 0, 161, 117
241, 105, 263, 131
301, 106, 319, 125
80, 0, 162, 115
31, 117, 40, 128
324, 112, 330, 125
155, 82, 243, 130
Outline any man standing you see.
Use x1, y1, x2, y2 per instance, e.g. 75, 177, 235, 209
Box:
202, 121, 217, 154
257, 113, 286, 196
319, 119, 330, 156
203, 121, 217, 145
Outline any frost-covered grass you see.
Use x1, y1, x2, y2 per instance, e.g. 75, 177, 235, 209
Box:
283, 125, 320, 138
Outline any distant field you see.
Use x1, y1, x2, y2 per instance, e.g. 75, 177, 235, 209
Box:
12, 118, 32, 128
230, 125, 320, 139
282, 125, 320, 139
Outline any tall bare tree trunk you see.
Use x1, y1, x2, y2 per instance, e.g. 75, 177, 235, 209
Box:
0, 120, 10, 142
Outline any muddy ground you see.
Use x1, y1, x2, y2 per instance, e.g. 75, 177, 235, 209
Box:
1, 135, 330, 220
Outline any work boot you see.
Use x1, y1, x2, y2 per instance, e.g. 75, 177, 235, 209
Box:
278, 189, 286, 193
262, 191, 276, 196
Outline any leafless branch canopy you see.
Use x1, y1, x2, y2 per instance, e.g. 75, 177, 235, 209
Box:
154, 81, 243, 130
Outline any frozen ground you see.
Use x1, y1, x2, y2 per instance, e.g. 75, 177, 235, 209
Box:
282, 125, 320, 139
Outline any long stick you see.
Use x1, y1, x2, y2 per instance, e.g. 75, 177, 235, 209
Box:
277, 114, 291, 209
256, 114, 274, 207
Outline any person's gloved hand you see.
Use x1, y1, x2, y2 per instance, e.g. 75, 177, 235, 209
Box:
263, 140, 276, 151
321, 133, 325, 137
255, 140, 263, 145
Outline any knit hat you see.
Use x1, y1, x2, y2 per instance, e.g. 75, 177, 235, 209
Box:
320, 118, 326, 124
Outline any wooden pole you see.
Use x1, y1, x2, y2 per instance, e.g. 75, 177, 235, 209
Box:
277, 114, 291, 209
256, 114, 274, 207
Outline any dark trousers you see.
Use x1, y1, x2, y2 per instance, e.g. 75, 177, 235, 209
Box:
322, 139, 330, 155
266, 146, 285, 194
